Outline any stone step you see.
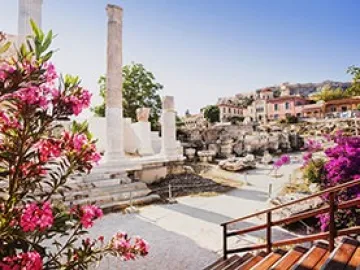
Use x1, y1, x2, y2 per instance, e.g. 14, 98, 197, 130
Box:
55, 183, 149, 202
100, 194, 161, 214
67, 178, 144, 190
65, 188, 151, 206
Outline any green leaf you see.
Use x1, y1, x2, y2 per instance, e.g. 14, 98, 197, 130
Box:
42, 30, 53, 52
0, 41, 11, 54
20, 43, 27, 57
43, 51, 53, 62
30, 19, 41, 38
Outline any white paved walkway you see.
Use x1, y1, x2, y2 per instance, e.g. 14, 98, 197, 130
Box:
90, 156, 303, 270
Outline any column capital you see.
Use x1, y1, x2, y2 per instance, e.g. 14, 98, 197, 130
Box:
106, 4, 123, 23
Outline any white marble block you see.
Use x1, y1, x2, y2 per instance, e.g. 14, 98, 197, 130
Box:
131, 122, 154, 156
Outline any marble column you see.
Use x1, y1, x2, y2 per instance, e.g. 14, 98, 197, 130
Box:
161, 96, 180, 159
105, 4, 125, 163
18, 0, 43, 43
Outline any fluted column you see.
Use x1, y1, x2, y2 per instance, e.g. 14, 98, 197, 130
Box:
105, 4, 125, 162
18, 0, 43, 43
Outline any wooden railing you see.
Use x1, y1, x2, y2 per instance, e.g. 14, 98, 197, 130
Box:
221, 178, 360, 259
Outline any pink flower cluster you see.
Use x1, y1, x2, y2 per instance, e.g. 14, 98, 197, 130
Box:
110, 233, 149, 261
63, 132, 101, 170
274, 154, 290, 168
0, 251, 42, 270
14, 85, 51, 109
20, 201, 54, 232
16, 161, 46, 178
61, 89, 92, 116
37, 138, 62, 162
305, 139, 322, 152
0, 111, 21, 132
0, 63, 15, 82
43, 62, 58, 83
72, 204, 103, 229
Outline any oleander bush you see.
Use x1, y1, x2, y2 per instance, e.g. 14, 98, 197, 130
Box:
0, 22, 148, 269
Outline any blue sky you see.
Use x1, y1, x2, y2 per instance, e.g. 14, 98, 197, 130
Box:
1, 0, 359, 116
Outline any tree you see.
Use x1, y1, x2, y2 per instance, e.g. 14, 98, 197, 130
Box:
203, 105, 220, 123
0, 22, 148, 269
92, 63, 163, 130
346, 65, 360, 96
176, 115, 185, 127
311, 86, 349, 102
91, 76, 106, 118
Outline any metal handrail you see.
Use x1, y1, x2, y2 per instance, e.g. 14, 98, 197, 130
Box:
221, 178, 360, 259
221, 178, 360, 226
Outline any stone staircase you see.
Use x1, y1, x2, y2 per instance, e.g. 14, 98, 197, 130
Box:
204, 237, 360, 270
57, 172, 160, 213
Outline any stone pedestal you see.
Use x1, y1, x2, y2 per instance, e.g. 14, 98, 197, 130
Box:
132, 122, 154, 156
124, 118, 139, 154
18, 0, 43, 44
161, 96, 183, 160
151, 132, 162, 154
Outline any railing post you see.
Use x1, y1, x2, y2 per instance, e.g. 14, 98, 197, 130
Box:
266, 212, 272, 254
223, 224, 228, 260
329, 192, 336, 251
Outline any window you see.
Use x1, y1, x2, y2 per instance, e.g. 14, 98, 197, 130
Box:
223, 107, 226, 113
342, 106, 347, 112
274, 104, 279, 111
228, 108, 231, 113
285, 102, 290, 110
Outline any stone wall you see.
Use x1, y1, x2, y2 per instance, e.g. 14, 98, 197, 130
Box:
179, 123, 304, 161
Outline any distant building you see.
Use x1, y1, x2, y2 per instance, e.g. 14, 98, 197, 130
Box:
324, 97, 360, 117
217, 97, 243, 122
243, 88, 274, 122
182, 113, 207, 129
267, 96, 310, 120
302, 102, 325, 119
302, 97, 360, 119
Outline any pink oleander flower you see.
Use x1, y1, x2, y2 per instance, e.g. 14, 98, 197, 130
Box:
0, 63, 16, 82
73, 204, 103, 229
19, 161, 46, 178
0, 251, 42, 270
43, 62, 58, 83
37, 139, 62, 162
59, 88, 92, 116
73, 133, 88, 151
14, 85, 51, 109
20, 201, 54, 232
134, 236, 150, 256
109, 233, 149, 261
0, 111, 21, 129
62, 131, 101, 171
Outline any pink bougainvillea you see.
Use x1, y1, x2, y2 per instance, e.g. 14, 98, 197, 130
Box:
302, 132, 360, 231
274, 154, 291, 168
